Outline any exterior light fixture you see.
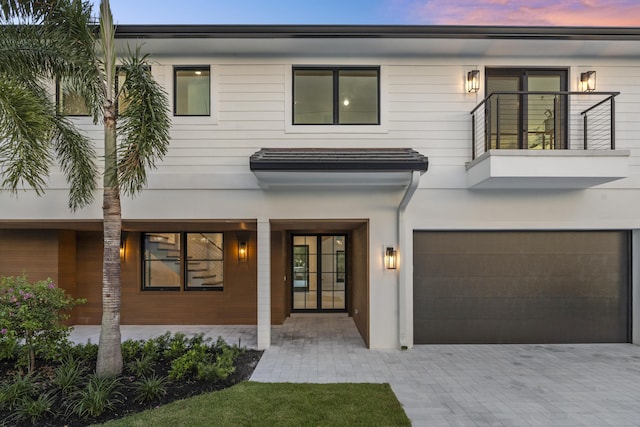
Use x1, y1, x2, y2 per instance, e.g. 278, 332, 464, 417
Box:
385, 246, 397, 270
580, 71, 596, 92
120, 232, 127, 260
467, 69, 480, 93
238, 239, 248, 262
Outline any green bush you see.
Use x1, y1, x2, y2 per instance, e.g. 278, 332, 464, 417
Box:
70, 341, 99, 362
121, 339, 144, 362
133, 374, 167, 403
54, 354, 86, 395
0, 275, 85, 373
127, 354, 154, 377
13, 390, 56, 425
168, 343, 209, 380
0, 372, 39, 412
71, 374, 122, 419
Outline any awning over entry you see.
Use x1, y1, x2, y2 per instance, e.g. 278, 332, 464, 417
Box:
249, 148, 428, 189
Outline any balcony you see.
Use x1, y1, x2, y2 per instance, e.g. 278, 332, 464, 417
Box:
467, 91, 629, 189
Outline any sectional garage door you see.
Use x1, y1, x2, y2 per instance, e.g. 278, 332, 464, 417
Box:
413, 231, 629, 344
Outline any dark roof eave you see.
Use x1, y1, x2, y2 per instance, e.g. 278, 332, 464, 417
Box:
249, 148, 429, 174
114, 24, 640, 41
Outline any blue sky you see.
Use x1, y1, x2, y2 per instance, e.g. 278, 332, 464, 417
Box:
95, 0, 640, 26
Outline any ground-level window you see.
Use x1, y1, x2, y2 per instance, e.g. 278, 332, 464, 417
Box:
293, 67, 380, 125
173, 66, 210, 116
142, 232, 224, 291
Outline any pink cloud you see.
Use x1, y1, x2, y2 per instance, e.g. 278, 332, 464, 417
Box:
405, 0, 640, 26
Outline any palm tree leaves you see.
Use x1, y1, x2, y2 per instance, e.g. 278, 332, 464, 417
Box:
0, 0, 100, 209
116, 52, 171, 197
0, 78, 53, 195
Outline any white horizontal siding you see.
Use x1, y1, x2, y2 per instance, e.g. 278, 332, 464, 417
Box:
39, 57, 640, 190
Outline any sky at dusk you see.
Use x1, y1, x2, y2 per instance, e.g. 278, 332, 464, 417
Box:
92, 0, 640, 26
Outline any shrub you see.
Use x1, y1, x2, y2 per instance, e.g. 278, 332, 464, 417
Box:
122, 339, 144, 363
70, 341, 99, 362
133, 374, 167, 403
54, 354, 86, 395
127, 354, 154, 377
168, 343, 209, 380
163, 332, 188, 360
0, 372, 39, 411
71, 375, 122, 419
12, 390, 56, 425
0, 275, 85, 373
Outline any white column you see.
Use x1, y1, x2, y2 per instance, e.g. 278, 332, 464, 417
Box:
257, 219, 271, 350
632, 230, 640, 345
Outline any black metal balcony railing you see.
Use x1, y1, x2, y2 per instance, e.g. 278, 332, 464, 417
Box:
470, 91, 620, 160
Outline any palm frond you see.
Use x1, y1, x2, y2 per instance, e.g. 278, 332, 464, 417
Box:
117, 50, 171, 197
51, 116, 98, 210
0, 78, 54, 196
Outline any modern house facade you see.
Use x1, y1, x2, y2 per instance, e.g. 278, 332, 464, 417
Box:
1, 25, 639, 350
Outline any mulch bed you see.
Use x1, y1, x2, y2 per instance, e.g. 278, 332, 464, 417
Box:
0, 349, 263, 426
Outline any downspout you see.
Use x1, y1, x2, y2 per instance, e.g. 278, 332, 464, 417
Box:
398, 170, 421, 349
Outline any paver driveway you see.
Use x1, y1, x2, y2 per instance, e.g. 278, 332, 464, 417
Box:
250, 315, 640, 427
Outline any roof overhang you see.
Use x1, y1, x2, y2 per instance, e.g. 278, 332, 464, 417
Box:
113, 25, 640, 59
466, 149, 630, 189
250, 148, 428, 190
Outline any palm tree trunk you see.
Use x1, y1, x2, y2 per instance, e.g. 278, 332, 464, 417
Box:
96, 103, 123, 376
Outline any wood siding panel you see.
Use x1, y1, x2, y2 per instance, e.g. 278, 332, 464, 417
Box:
0, 230, 59, 283
74, 228, 258, 325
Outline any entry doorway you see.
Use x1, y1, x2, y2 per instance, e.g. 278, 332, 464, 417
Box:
292, 234, 347, 312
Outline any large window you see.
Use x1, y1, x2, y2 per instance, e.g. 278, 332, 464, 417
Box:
174, 66, 210, 116
57, 80, 90, 116
293, 67, 379, 125
142, 232, 224, 291
486, 68, 568, 150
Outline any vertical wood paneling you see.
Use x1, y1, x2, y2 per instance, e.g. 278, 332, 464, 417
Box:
73, 227, 258, 325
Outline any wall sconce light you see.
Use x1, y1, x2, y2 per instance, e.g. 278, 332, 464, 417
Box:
120, 232, 127, 260
385, 246, 397, 270
580, 71, 596, 92
467, 69, 480, 93
238, 239, 248, 262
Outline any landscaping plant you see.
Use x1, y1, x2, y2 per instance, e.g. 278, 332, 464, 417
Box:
0, 275, 85, 373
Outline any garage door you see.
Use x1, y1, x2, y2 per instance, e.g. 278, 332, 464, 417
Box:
413, 231, 629, 344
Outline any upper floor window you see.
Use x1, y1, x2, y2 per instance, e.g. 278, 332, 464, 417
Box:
57, 80, 90, 116
293, 67, 379, 125
174, 66, 210, 116
142, 232, 224, 291
486, 68, 568, 150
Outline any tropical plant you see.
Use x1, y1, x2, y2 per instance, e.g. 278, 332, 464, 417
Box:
0, 371, 39, 412
126, 354, 154, 377
54, 354, 87, 395
12, 390, 57, 425
0, 275, 85, 373
71, 374, 123, 419
0, 0, 171, 377
133, 374, 167, 403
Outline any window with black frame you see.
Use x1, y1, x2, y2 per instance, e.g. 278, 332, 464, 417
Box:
293, 67, 379, 125
174, 66, 210, 116
142, 232, 224, 291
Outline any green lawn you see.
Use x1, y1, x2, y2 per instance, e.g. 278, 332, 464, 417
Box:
97, 382, 411, 427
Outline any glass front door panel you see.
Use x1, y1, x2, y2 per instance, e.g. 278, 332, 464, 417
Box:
487, 76, 519, 150
486, 69, 566, 150
527, 75, 563, 149
292, 234, 346, 311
